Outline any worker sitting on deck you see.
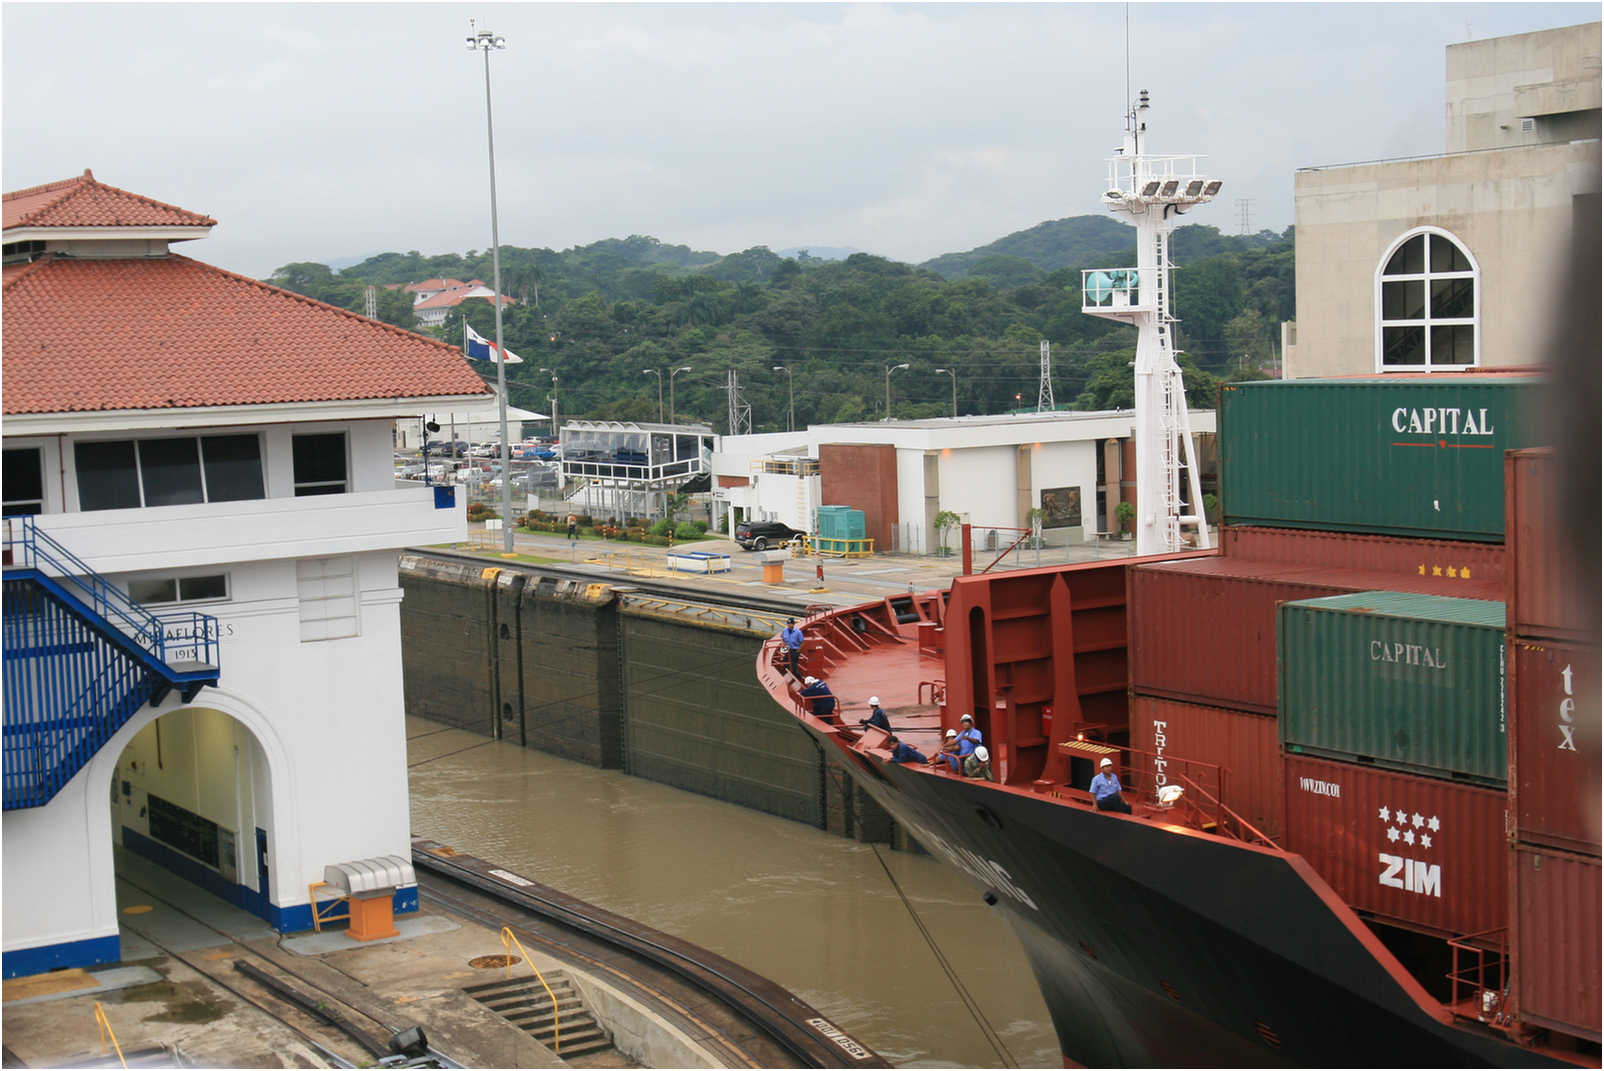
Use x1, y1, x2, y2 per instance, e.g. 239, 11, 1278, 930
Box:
1090, 757, 1132, 814
929, 729, 961, 773
780, 618, 804, 678
963, 745, 995, 782
800, 675, 837, 720
886, 734, 927, 764
859, 696, 890, 733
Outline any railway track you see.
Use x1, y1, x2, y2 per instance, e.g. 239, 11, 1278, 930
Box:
412, 840, 889, 1070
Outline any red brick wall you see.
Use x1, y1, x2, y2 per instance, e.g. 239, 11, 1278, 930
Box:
819, 443, 898, 549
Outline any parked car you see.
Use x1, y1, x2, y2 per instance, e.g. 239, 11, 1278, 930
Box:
734, 521, 804, 551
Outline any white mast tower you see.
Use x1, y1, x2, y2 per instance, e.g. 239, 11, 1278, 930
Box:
1083, 90, 1220, 555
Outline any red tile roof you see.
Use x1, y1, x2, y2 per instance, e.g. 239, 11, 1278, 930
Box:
403, 278, 467, 293
3, 255, 491, 415
3, 170, 216, 231
413, 288, 516, 310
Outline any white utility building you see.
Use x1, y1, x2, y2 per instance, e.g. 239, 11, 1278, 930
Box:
1, 171, 489, 977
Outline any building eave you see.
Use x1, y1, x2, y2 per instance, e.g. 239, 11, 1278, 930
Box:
2, 393, 495, 437
3, 224, 213, 244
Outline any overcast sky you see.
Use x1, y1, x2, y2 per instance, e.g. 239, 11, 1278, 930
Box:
4, 3, 1594, 279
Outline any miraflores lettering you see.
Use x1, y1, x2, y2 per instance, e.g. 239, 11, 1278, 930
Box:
1378, 852, 1442, 897
1369, 639, 1448, 669
1298, 776, 1341, 798
1152, 719, 1169, 787
1559, 662, 1578, 752
1390, 406, 1495, 437
805, 1018, 872, 1061
902, 818, 1039, 911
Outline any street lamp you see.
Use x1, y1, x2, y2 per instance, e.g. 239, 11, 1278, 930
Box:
466, 21, 513, 552
885, 362, 910, 421
669, 365, 692, 424
643, 369, 664, 423
540, 367, 559, 438
772, 366, 794, 432
934, 367, 957, 418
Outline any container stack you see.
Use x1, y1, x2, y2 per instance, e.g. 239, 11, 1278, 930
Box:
1126, 376, 1536, 845
1503, 448, 1601, 1044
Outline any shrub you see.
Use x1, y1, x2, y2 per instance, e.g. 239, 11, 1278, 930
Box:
674, 521, 701, 541
649, 518, 674, 537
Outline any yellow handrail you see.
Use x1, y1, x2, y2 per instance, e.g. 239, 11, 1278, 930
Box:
307, 881, 350, 933
499, 926, 561, 1054
93, 1002, 127, 1069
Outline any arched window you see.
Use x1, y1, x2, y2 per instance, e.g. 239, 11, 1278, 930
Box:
1376, 228, 1478, 371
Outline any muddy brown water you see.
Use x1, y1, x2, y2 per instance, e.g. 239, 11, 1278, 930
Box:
406, 716, 1059, 1068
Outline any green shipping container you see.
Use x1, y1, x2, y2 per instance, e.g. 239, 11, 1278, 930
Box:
1278, 591, 1507, 783
816, 506, 866, 542
1220, 377, 1541, 541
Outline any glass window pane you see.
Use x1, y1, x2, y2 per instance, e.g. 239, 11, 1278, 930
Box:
138, 438, 204, 508
1430, 276, 1475, 319
1383, 326, 1426, 366
1384, 235, 1425, 275
1431, 324, 1476, 366
1382, 280, 1426, 320
178, 574, 228, 601
1431, 235, 1471, 273
3, 448, 44, 514
127, 578, 178, 604
293, 433, 347, 494
76, 441, 142, 512
202, 435, 265, 502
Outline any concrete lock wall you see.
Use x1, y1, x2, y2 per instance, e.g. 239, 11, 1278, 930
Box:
398, 556, 898, 845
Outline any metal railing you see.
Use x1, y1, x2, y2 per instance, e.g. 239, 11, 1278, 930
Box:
499, 927, 562, 1053
2, 516, 219, 669
1446, 928, 1510, 1026
94, 1002, 128, 1069
307, 881, 352, 932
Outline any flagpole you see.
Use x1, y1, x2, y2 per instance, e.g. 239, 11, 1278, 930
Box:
469, 22, 515, 553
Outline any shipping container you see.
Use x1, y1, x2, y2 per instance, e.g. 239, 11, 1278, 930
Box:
1219, 377, 1541, 542
1506, 449, 1602, 644
1510, 638, 1601, 854
1279, 592, 1507, 784
1219, 526, 1504, 587
1283, 755, 1506, 939
1512, 845, 1602, 1041
1129, 558, 1503, 715
1128, 695, 1284, 840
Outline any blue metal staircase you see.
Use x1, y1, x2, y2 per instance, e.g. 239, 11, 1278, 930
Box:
2, 517, 221, 810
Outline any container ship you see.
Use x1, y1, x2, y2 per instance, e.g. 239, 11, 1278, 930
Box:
756, 387, 1599, 1067
755, 95, 1600, 1069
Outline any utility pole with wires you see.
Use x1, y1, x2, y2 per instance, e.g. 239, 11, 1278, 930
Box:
364, 284, 376, 320
1235, 197, 1254, 236
1037, 340, 1055, 412
726, 369, 751, 436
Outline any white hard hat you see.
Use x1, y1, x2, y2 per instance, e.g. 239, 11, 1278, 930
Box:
869, 696, 880, 706
974, 746, 989, 763
804, 676, 817, 685
960, 714, 973, 723
1100, 757, 1113, 768
945, 729, 957, 738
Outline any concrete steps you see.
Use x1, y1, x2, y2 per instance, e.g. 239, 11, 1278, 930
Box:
464, 972, 614, 1059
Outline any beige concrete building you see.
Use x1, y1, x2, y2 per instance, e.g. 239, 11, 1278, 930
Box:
1285, 22, 1601, 378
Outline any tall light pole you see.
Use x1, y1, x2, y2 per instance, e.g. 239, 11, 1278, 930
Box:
772, 365, 794, 432
540, 367, 559, 438
669, 365, 692, 424
885, 362, 910, 421
935, 367, 957, 418
467, 21, 513, 552
643, 369, 664, 423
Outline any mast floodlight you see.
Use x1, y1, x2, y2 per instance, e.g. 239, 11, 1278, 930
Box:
1142, 180, 1162, 197
1203, 180, 1223, 196
1160, 179, 1180, 197
1185, 180, 1205, 197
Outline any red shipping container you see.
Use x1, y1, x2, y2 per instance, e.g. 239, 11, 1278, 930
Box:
1220, 526, 1504, 587
1512, 846, 1602, 1041
1506, 449, 1602, 644
1283, 755, 1506, 939
1129, 695, 1284, 841
1127, 557, 1503, 714
1510, 638, 1601, 854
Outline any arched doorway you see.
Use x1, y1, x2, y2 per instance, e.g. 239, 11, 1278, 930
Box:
98, 700, 289, 927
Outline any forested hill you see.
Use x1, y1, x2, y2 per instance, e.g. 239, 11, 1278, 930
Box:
267, 220, 1293, 434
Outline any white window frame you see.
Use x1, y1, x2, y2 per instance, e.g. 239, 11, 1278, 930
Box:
126, 573, 231, 606
291, 431, 350, 496
1374, 226, 1480, 373
73, 432, 266, 511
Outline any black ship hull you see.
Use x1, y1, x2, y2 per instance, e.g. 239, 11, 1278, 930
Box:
813, 724, 1559, 1067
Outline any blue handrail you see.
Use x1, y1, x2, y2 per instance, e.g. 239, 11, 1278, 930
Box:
1, 516, 218, 669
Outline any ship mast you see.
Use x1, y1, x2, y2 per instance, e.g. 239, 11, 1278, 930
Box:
1083, 91, 1219, 554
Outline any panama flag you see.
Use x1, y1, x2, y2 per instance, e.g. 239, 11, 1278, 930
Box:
463, 321, 524, 364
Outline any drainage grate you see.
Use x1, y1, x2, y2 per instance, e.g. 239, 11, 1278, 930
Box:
463, 970, 614, 1059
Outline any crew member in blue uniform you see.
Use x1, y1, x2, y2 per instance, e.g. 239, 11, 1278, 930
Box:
860, 696, 890, 732
1091, 756, 1132, 813
955, 714, 983, 761
886, 735, 926, 764
779, 618, 804, 678
800, 675, 837, 721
